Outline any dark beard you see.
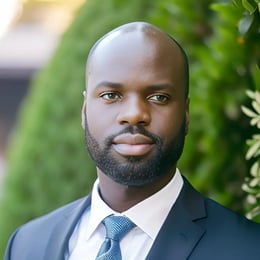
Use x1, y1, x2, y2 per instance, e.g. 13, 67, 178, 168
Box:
84, 115, 186, 187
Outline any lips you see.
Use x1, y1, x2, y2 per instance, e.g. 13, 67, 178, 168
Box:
112, 133, 154, 156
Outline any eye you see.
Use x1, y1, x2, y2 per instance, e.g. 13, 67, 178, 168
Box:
148, 94, 170, 104
100, 92, 121, 101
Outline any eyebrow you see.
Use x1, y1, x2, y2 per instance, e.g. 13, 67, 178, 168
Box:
94, 81, 123, 90
94, 81, 174, 91
146, 83, 174, 91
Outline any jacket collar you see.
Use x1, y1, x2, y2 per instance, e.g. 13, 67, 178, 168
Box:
145, 178, 207, 260
44, 195, 91, 260
43, 177, 207, 260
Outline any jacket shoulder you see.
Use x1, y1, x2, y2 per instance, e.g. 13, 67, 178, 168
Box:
205, 197, 260, 235
4, 196, 90, 260
193, 197, 260, 258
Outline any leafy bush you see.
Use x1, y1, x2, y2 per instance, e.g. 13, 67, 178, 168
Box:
238, 0, 260, 221
242, 90, 260, 222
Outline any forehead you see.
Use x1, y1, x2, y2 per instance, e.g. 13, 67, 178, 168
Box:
86, 28, 185, 89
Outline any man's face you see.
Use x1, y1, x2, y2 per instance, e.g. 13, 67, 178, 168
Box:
83, 31, 189, 187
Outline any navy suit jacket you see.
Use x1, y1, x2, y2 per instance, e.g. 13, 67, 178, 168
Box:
4, 178, 260, 260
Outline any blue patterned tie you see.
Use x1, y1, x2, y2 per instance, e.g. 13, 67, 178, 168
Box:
96, 215, 136, 260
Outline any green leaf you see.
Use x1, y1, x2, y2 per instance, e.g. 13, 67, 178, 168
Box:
247, 205, 260, 219
242, 0, 257, 13
233, 0, 241, 7
249, 177, 260, 187
252, 100, 260, 114
255, 91, 260, 104
251, 161, 260, 177
251, 116, 260, 126
252, 134, 260, 140
242, 184, 255, 194
238, 15, 254, 35
246, 141, 260, 159
246, 90, 256, 99
241, 105, 258, 117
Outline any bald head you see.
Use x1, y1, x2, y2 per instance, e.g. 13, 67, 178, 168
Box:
86, 22, 189, 98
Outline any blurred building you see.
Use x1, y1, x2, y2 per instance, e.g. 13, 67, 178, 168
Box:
0, 0, 84, 192
0, 21, 59, 153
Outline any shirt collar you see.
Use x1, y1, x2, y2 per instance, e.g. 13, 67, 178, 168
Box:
86, 169, 183, 241
85, 180, 116, 240
124, 169, 183, 239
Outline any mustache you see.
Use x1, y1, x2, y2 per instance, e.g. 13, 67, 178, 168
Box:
105, 126, 162, 147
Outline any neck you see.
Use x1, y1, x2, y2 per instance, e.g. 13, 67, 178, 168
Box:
97, 168, 176, 212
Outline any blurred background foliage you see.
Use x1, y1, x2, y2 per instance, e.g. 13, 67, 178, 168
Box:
0, 0, 259, 257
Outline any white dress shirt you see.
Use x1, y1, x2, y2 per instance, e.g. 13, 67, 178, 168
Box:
67, 169, 183, 260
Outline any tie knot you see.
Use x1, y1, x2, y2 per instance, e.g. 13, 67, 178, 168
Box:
102, 215, 135, 241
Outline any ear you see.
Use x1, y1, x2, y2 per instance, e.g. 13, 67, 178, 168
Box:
81, 91, 87, 129
185, 98, 190, 135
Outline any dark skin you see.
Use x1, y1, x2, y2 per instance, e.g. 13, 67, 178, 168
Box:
82, 22, 189, 212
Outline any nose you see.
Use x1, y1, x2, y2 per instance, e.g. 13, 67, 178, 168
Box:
117, 96, 151, 126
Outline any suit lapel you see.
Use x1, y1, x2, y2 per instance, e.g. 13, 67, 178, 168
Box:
42, 178, 206, 260
146, 178, 207, 260
44, 195, 91, 260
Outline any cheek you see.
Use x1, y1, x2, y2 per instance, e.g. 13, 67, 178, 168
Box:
86, 102, 117, 140
152, 107, 185, 141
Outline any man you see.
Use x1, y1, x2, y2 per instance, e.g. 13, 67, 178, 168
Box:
5, 22, 260, 260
